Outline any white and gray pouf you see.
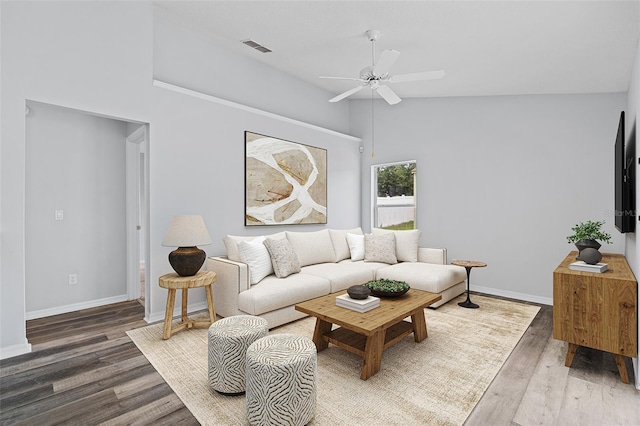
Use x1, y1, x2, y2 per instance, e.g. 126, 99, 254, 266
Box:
246, 334, 317, 426
207, 315, 269, 395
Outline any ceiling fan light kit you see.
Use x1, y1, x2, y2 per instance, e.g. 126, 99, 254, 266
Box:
320, 29, 445, 105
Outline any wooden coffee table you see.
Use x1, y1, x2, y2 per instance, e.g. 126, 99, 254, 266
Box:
295, 289, 441, 380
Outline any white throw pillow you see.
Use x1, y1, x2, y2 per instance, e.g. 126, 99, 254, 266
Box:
223, 235, 257, 262
264, 238, 301, 278
237, 236, 273, 285
372, 228, 421, 262
364, 233, 398, 264
346, 233, 365, 261
329, 227, 363, 262
224, 232, 286, 262
286, 229, 336, 267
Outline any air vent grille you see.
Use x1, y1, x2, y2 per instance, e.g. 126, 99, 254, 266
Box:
242, 39, 272, 53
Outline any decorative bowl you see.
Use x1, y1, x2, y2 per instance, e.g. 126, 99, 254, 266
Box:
368, 288, 410, 298
347, 285, 371, 300
365, 279, 410, 298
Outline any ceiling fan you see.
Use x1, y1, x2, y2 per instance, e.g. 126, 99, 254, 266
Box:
320, 30, 445, 105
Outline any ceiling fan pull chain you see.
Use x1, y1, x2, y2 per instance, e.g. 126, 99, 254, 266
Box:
371, 36, 376, 67
371, 90, 375, 158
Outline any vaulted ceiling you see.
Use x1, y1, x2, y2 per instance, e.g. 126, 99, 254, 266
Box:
156, 1, 640, 101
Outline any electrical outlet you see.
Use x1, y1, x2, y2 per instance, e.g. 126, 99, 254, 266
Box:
68, 274, 77, 285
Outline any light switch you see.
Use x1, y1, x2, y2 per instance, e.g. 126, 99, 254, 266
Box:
55, 210, 64, 221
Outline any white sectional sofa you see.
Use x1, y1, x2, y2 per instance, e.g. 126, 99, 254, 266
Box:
206, 228, 467, 329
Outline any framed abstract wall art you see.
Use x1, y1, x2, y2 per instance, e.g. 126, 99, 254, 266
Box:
245, 131, 327, 226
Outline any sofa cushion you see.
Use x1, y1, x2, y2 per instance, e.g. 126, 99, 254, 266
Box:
302, 262, 377, 293
238, 273, 330, 316
264, 238, 301, 278
237, 237, 273, 285
286, 229, 336, 267
329, 227, 363, 262
224, 232, 286, 262
346, 233, 365, 261
372, 228, 421, 262
376, 262, 466, 293
365, 233, 397, 264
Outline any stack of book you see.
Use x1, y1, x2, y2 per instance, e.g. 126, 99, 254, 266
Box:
569, 261, 608, 273
335, 294, 380, 312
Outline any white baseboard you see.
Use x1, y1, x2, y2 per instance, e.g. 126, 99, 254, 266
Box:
26, 294, 129, 320
472, 285, 553, 306
0, 342, 32, 360
146, 301, 210, 324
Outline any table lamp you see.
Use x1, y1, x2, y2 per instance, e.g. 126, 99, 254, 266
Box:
162, 215, 212, 276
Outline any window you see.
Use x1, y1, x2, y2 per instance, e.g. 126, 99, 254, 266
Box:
372, 161, 416, 230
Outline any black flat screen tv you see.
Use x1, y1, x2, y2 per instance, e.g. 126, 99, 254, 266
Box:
615, 111, 635, 233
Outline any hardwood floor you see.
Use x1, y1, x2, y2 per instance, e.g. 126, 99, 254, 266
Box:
1, 296, 638, 425
467, 301, 640, 426
0, 301, 198, 425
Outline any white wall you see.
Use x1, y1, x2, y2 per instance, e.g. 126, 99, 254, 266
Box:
147, 86, 361, 323
351, 94, 626, 304
152, 7, 351, 135
25, 101, 128, 315
625, 10, 640, 388
0, 1, 359, 358
148, 6, 359, 323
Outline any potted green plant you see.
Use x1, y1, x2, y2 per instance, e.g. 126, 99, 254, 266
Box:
566, 220, 612, 255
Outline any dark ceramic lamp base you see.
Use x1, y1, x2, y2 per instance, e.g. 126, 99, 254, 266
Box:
169, 246, 206, 276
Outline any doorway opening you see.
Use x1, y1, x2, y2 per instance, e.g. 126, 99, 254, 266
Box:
24, 100, 149, 321
126, 124, 149, 307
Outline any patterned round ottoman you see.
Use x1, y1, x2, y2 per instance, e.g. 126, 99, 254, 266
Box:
246, 334, 317, 426
207, 315, 269, 395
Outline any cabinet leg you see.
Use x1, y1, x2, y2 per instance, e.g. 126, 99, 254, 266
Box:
613, 354, 630, 384
565, 343, 579, 367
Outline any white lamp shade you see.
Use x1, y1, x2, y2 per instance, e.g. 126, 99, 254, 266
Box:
161, 215, 212, 247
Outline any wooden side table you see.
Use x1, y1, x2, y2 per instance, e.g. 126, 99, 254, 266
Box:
451, 260, 487, 309
158, 270, 217, 339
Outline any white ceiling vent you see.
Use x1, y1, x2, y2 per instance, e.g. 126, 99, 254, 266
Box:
242, 39, 272, 53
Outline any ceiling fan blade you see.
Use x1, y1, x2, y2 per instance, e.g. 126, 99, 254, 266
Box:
376, 85, 402, 105
329, 85, 365, 103
389, 70, 445, 83
319, 76, 366, 82
372, 49, 400, 76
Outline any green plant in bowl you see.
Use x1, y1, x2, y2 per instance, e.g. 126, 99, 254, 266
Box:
365, 279, 410, 297
566, 220, 612, 245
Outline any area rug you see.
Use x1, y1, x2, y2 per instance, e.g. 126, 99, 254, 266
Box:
127, 294, 539, 426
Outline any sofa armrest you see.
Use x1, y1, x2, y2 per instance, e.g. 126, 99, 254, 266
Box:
206, 256, 250, 318
418, 247, 447, 265
207, 256, 250, 292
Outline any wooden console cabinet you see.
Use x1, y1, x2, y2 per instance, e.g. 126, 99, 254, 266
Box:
553, 252, 637, 383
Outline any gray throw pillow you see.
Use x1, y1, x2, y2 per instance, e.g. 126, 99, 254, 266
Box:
364, 233, 398, 264
263, 238, 301, 278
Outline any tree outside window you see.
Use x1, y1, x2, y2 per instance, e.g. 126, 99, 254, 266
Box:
373, 161, 416, 230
